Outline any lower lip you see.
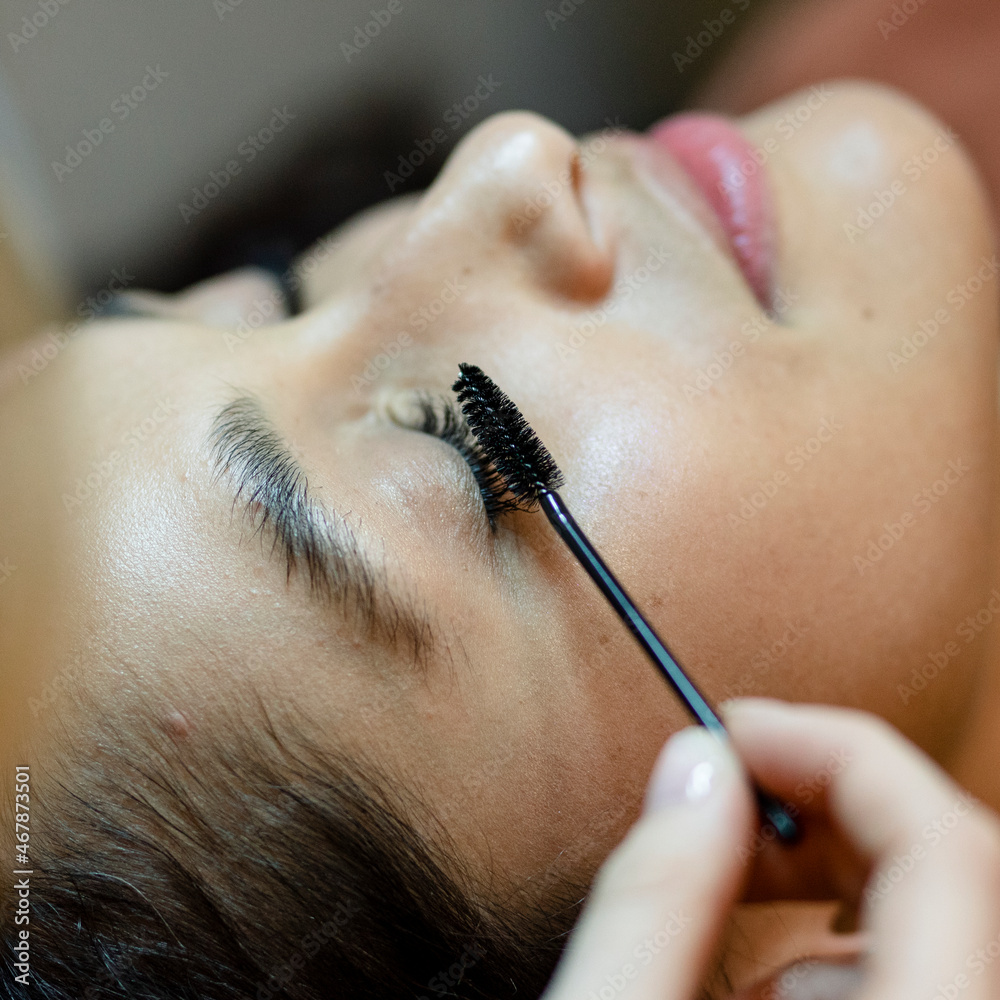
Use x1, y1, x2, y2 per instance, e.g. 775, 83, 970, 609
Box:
643, 113, 776, 308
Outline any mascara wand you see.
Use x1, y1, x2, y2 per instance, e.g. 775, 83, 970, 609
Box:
452, 362, 800, 845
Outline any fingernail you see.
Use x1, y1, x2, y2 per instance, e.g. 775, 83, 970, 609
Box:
645, 728, 729, 813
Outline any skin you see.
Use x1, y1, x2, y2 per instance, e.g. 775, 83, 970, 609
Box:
2, 80, 999, 994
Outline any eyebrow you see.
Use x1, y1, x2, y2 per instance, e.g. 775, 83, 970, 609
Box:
208, 395, 438, 671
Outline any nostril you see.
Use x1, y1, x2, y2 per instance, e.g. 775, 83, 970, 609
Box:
508, 150, 587, 240
418, 112, 615, 301
570, 151, 583, 196
571, 152, 610, 260
504, 149, 614, 303
566, 154, 615, 300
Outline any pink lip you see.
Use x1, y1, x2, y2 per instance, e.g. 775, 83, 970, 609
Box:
637, 112, 776, 308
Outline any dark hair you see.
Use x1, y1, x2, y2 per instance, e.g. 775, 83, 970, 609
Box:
1, 699, 582, 999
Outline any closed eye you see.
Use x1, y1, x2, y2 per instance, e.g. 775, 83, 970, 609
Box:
401, 394, 519, 530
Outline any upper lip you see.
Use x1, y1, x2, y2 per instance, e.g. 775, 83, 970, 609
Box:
617, 132, 736, 246
607, 129, 767, 304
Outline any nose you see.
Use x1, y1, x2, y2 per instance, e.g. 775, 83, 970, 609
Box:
388, 112, 614, 302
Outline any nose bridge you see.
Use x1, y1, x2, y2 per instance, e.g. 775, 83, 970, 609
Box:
377, 112, 614, 304
422, 112, 583, 238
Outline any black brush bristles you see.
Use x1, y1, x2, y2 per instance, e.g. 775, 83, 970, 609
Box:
411, 391, 527, 527
451, 363, 565, 510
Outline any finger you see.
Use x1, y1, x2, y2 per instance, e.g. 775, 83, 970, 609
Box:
725, 699, 1000, 999
544, 727, 754, 1000
738, 815, 868, 906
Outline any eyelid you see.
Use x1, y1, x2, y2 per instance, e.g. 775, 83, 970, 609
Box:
91, 268, 299, 323
429, 398, 501, 522
389, 391, 520, 531
90, 293, 158, 319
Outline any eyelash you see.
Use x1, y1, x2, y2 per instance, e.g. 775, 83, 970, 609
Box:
412, 394, 517, 529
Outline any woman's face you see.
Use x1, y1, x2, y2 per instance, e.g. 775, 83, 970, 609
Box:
2, 82, 997, 896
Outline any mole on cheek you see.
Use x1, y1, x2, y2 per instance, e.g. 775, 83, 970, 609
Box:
163, 710, 192, 739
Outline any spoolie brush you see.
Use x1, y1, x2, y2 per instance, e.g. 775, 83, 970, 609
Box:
452, 362, 800, 845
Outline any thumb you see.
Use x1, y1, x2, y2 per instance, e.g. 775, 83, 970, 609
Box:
543, 728, 755, 1000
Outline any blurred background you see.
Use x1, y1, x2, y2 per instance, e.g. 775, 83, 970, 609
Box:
0, 0, 781, 352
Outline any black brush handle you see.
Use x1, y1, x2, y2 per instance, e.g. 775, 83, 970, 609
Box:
538, 490, 800, 845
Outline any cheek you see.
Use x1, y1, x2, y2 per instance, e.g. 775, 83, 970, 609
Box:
560, 339, 995, 764
644, 384, 994, 761
738, 82, 995, 375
